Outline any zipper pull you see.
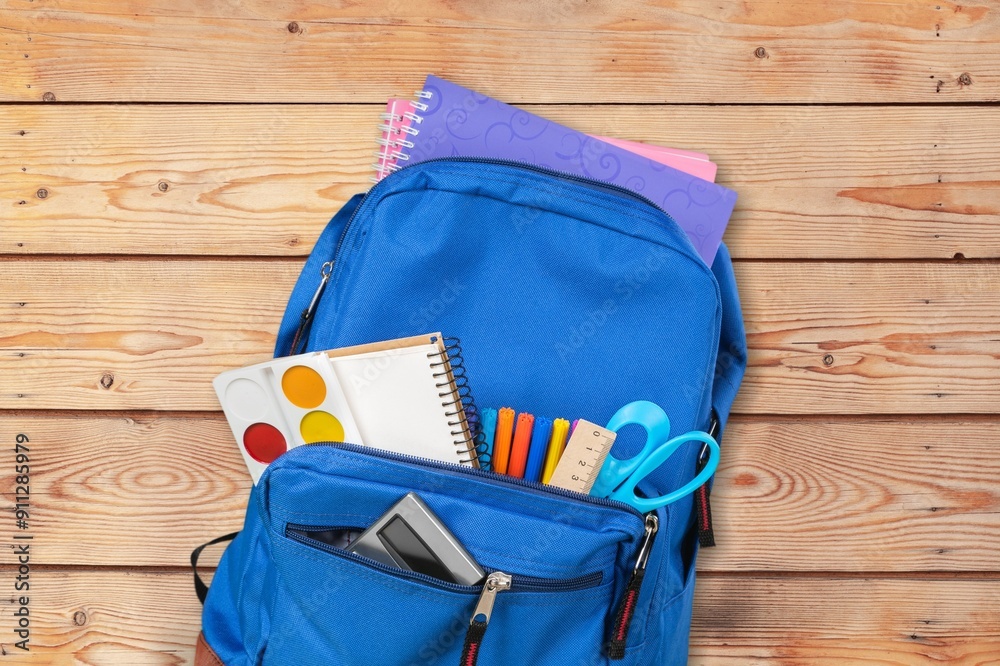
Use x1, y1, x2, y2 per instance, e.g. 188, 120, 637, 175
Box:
287, 261, 333, 356
694, 412, 720, 547
460, 572, 512, 666
608, 514, 658, 660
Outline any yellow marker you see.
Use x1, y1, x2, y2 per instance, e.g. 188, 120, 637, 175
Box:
547, 420, 616, 495
541, 418, 571, 484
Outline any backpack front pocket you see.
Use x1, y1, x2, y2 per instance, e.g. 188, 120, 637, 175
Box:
257, 444, 647, 666
265, 523, 613, 665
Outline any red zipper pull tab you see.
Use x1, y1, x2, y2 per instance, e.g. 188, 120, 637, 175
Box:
460, 572, 512, 666
608, 514, 658, 660
287, 261, 333, 356
694, 412, 720, 547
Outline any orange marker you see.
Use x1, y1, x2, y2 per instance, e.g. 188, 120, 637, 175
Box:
492, 408, 516, 474
506, 412, 535, 479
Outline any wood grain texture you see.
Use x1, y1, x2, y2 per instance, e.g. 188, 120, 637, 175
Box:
735, 261, 1000, 414
2, 259, 299, 411
702, 418, 1000, 573
0, 571, 995, 663
0, 0, 998, 103
1, 414, 997, 572
3, 259, 998, 413
690, 575, 1000, 664
3, 104, 1000, 259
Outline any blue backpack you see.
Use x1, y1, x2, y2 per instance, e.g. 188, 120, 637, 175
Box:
193, 159, 747, 665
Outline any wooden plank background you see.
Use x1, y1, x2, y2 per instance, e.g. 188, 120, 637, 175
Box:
1, 0, 998, 662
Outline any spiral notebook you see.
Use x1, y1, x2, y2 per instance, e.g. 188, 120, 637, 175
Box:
214, 333, 481, 483
377, 101, 718, 183
326, 333, 481, 468
372, 75, 737, 264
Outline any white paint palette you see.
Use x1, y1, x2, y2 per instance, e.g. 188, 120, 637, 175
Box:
213, 352, 362, 484
214, 333, 479, 484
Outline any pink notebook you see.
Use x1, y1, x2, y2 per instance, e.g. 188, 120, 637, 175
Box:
374, 98, 418, 181
596, 136, 717, 182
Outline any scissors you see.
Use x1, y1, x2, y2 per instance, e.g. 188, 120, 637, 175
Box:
590, 401, 720, 513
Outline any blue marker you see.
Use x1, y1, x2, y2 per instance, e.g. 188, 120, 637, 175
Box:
523, 416, 553, 484
480, 408, 499, 471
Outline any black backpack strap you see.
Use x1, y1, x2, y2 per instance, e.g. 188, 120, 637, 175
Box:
191, 532, 239, 604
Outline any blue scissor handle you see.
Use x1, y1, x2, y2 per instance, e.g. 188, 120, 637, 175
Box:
606, 432, 719, 513
590, 401, 672, 499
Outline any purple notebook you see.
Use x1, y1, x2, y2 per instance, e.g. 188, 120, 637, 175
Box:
400, 75, 736, 264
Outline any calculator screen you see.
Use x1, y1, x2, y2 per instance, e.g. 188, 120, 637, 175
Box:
378, 516, 455, 583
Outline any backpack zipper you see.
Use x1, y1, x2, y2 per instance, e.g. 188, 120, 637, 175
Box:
287, 440, 644, 522
285, 523, 602, 593
335, 156, 679, 278
287, 260, 333, 356
607, 513, 659, 660
460, 571, 512, 666
694, 411, 720, 547
332, 157, 680, 286
457, 516, 659, 665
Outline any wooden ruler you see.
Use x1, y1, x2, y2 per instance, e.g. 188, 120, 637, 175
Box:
547, 420, 617, 495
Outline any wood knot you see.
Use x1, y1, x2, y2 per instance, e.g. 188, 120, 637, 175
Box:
287, 21, 300, 33
42, 92, 56, 102
157, 181, 169, 192
73, 610, 87, 626
36, 188, 48, 199
823, 354, 834, 366
754, 47, 768, 59
958, 72, 972, 86
100, 373, 114, 389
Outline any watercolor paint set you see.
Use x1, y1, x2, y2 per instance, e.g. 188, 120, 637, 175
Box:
213, 333, 480, 483
213, 351, 363, 483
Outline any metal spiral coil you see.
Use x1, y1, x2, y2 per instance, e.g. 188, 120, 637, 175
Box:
426, 337, 488, 467
372, 89, 433, 182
